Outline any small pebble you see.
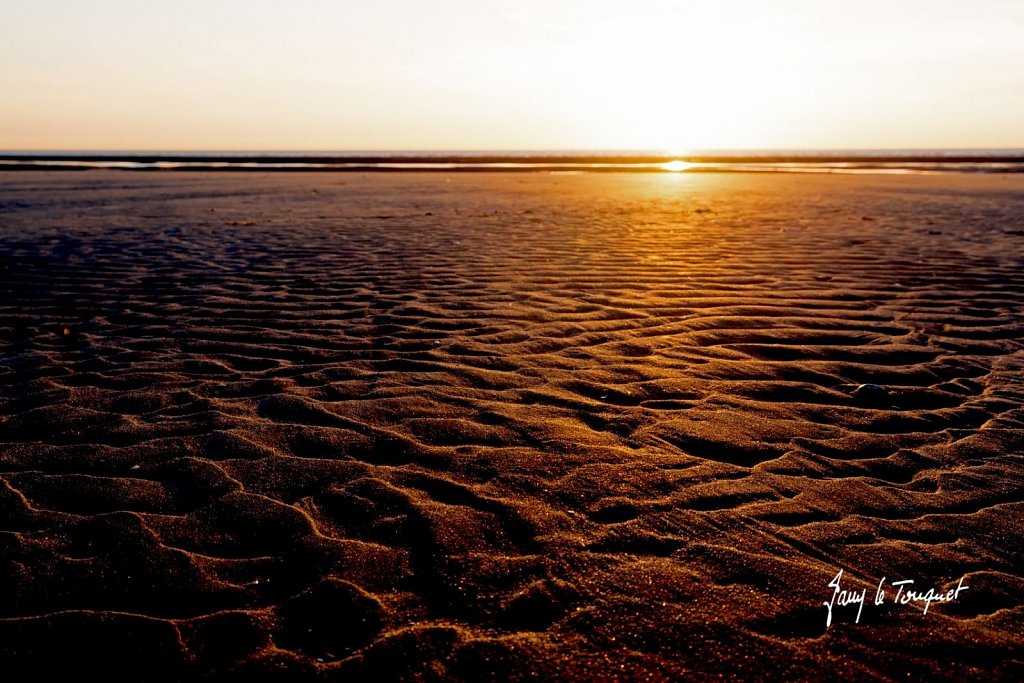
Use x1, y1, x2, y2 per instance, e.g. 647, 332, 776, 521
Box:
851, 383, 889, 404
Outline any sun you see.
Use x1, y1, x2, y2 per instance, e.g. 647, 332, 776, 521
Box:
660, 160, 693, 172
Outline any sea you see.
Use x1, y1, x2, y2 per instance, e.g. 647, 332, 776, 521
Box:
1, 150, 1023, 174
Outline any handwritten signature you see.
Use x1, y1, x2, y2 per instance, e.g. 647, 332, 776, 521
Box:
824, 569, 969, 628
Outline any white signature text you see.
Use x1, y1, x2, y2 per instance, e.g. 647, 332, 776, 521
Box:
824, 569, 968, 628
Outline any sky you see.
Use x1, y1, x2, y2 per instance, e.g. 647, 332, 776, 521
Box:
2, 0, 1022, 151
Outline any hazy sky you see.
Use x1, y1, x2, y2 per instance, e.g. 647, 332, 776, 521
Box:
2, 0, 1022, 150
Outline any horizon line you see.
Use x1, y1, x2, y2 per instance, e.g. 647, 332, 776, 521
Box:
4, 146, 1024, 154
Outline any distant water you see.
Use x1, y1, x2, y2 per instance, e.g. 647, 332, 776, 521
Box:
2, 150, 1023, 174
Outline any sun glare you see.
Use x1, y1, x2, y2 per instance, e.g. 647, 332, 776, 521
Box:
561, 12, 788, 151
660, 160, 693, 172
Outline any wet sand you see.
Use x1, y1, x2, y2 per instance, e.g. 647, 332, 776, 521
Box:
1, 170, 1022, 681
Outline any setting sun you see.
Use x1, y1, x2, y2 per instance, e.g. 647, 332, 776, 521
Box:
660, 160, 694, 172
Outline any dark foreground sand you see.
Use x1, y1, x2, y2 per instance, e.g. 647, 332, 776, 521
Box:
0, 171, 1022, 681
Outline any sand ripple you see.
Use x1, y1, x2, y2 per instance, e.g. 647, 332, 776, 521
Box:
1, 172, 1022, 680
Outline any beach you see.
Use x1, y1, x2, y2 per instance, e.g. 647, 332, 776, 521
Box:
1, 170, 1022, 680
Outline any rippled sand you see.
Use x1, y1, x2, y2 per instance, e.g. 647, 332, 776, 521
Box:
1, 171, 1022, 681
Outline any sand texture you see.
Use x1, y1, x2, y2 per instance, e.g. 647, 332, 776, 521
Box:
1, 171, 1023, 681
